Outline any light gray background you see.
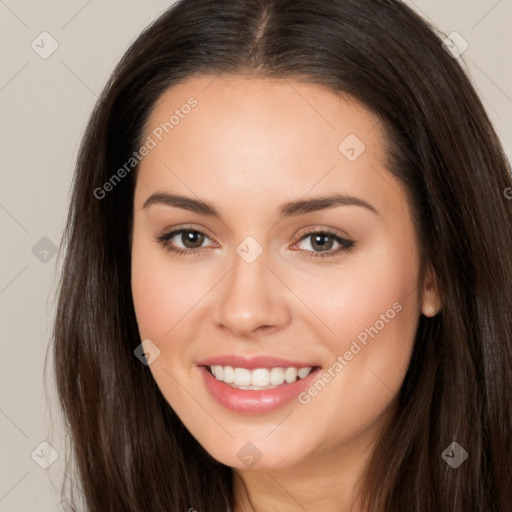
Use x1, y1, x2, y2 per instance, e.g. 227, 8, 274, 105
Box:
0, 1, 511, 510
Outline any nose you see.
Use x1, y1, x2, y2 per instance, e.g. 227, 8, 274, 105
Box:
211, 248, 292, 339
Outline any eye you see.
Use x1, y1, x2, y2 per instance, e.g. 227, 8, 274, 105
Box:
156, 227, 215, 257
292, 229, 355, 259
156, 226, 355, 259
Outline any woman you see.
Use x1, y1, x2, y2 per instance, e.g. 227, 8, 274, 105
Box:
52, 0, 512, 510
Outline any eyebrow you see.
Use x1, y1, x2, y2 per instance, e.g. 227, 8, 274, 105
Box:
142, 191, 378, 218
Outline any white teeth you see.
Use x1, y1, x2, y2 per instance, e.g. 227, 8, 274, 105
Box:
208, 365, 314, 389
298, 367, 311, 378
233, 367, 251, 386
223, 365, 234, 383
284, 367, 298, 383
212, 365, 223, 380
237, 384, 280, 390
270, 367, 285, 385
252, 368, 270, 386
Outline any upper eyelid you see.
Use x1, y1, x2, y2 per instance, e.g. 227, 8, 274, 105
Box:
158, 223, 215, 238
294, 225, 351, 240
162, 222, 350, 236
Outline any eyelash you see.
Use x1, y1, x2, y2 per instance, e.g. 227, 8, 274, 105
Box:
156, 226, 355, 260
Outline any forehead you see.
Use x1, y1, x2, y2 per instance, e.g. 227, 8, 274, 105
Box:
145, 74, 384, 154
135, 75, 405, 220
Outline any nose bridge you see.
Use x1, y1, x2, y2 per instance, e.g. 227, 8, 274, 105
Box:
212, 239, 290, 336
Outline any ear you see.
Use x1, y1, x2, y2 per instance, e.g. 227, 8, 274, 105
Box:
421, 265, 442, 317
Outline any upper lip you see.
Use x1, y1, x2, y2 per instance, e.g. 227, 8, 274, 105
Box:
196, 354, 320, 370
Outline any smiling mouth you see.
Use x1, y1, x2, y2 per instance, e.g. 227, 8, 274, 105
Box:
205, 364, 320, 391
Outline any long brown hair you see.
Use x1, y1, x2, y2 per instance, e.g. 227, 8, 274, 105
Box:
52, 0, 512, 510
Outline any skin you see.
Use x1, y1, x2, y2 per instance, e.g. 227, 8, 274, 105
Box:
130, 75, 441, 512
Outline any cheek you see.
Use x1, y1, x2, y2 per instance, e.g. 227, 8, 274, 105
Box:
130, 236, 208, 409
289, 229, 420, 349
131, 233, 208, 339
289, 230, 420, 411
131, 258, 173, 339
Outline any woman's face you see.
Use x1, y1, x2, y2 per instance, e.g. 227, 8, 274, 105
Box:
131, 75, 438, 471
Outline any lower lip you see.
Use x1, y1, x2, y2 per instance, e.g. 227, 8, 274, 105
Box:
199, 366, 322, 414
